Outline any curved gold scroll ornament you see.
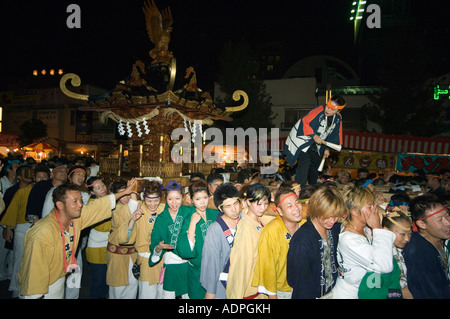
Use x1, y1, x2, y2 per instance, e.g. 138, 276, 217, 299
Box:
60, 73, 89, 101
225, 90, 249, 113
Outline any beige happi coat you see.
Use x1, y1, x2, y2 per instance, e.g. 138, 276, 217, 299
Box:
106, 202, 138, 287
127, 201, 165, 285
18, 195, 114, 296
226, 210, 274, 299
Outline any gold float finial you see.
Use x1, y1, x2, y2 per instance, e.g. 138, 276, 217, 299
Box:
60, 73, 89, 101
225, 90, 249, 113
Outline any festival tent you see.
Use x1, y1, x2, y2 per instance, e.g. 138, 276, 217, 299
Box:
23, 142, 57, 152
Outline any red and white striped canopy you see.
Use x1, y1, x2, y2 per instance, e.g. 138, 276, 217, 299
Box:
342, 131, 450, 155
277, 131, 449, 155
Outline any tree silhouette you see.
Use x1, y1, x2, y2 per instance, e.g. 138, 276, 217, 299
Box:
215, 40, 274, 130
18, 118, 47, 146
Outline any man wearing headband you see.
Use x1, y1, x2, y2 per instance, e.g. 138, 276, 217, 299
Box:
402, 194, 450, 299
283, 95, 345, 188
426, 171, 446, 200
253, 186, 303, 299
386, 193, 411, 215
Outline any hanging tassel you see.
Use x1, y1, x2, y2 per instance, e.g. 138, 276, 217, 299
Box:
142, 117, 150, 135
118, 120, 125, 136
126, 122, 133, 138
136, 121, 142, 137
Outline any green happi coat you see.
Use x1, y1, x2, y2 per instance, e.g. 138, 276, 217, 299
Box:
149, 204, 192, 296
358, 257, 402, 299
177, 207, 220, 299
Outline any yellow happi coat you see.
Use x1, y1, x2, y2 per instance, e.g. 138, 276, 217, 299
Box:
106, 202, 138, 287
226, 210, 274, 299
252, 214, 294, 295
1, 183, 34, 227
127, 201, 165, 285
85, 198, 111, 265
18, 195, 114, 296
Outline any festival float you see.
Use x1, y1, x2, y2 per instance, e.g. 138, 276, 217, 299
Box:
60, 0, 248, 183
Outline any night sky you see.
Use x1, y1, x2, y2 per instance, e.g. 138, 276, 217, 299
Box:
0, 0, 449, 93
0, 0, 355, 91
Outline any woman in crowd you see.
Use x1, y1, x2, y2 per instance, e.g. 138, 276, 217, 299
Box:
85, 176, 111, 299
177, 179, 219, 298
383, 195, 413, 298
226, 183, 274, 299
358, 208, 412, 299
127, 180, 166, 299
106, 180, 140, 299
149, 180, 191, 299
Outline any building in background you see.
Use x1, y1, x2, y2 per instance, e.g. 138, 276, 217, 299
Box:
0, 82, 116, 159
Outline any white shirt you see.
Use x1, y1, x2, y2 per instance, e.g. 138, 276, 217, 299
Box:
332, 227, 396, 299
42, 188, 91, 219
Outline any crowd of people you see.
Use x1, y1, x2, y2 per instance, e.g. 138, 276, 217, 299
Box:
0, 151, 448, 299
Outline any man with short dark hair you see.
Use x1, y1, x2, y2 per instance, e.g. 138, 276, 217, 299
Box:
426, 172, 445, 199
253, 186, 304, 299
206, 173, 224, 195
1, 164, 50, 298
200, 183, 241, 299
18, 179, 137, 299
40, 165, 69, 219
24, 164, 53, 222
206, 173, 224, 209
283, 95, 345, 188
236, 169, 251, 184
189, 172, 205, 184
403, 194, 450, 299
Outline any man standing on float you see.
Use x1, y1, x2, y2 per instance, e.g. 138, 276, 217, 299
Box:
283, 95, 345, 188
